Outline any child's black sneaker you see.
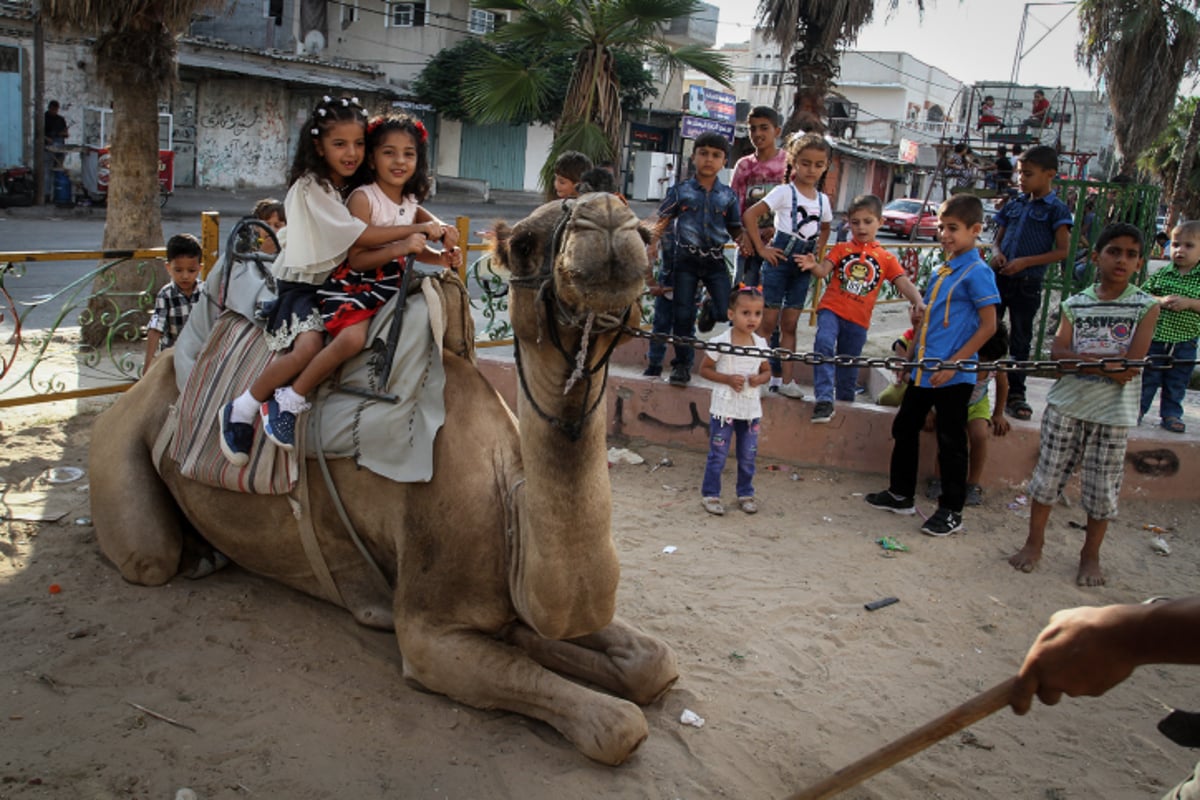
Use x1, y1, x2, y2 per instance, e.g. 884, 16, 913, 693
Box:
668, 364, 691, 385
921, 507, 964, 536
964, 483, 984, 506
811, 401, 835, 423
864, 489, 915, 515
218, 403, 253, 467
643, 363, 663, 377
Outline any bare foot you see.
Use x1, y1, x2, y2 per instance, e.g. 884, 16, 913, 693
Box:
1076, 556, 1106, 587
1008, 544, 1041, 573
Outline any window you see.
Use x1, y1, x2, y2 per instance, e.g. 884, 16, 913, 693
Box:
469, 8, 495, 34
341, 0, 358, 26
387, 1, 425, 27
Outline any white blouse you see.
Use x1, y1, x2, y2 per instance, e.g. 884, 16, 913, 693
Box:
707, 329, 769, 421
273, 173, 368, 284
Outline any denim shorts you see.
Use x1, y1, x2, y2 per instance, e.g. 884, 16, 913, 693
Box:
762, 257, 812, 309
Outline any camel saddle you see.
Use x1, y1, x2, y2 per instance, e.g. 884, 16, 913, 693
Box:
157, 248, 475, 495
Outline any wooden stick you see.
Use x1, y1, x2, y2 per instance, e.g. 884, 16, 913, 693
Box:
126, 701, 197, 733
787, 676, 1017, 800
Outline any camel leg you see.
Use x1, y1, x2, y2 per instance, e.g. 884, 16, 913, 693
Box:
89, 395, 182, 585
398, 620, 649, 765
505, 617, 678, 706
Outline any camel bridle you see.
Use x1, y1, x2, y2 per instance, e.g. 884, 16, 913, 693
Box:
509, 197, 633, 441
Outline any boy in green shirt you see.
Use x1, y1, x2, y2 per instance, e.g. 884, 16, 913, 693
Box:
1140, 220, 1200, 433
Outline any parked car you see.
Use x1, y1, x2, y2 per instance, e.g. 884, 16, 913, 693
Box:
881, 198, 939, 240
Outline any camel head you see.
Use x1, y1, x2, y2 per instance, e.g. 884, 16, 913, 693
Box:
492, 193, 648, 321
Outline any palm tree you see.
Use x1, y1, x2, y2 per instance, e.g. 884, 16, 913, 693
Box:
756, 0, 923, 135
40, 1, 215, 345
464, 0, 731, 195
1139, 96, 1200, 223
1077, 0, 1200, 176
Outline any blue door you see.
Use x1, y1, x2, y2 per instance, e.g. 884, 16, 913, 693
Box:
0, 45, 22, 167
459, 123, 526, 191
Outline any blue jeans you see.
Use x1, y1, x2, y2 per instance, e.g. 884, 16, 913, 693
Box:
1141, 339, 1197, 421
813, 309, 868, 403
735, 253, 763, 288
761, 259, 812, 310
672, 254, 731, 368
996, 272, 1044, 400
647, 267, 677, 368
701, 416, 760, 498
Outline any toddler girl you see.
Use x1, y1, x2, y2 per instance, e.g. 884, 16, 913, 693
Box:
219, 97, 454, 465
741, 133, 832, 400
698, 286, 772, 515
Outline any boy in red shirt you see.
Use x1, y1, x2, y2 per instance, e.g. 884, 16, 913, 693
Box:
809, 194, 925, 422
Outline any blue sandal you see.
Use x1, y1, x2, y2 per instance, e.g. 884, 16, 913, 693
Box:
1161, 417, 1186, 434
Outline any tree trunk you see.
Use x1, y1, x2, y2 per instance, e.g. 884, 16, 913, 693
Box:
784, 88, 827, 137
80, 74, 165, 346
1168, 99, 1200, 231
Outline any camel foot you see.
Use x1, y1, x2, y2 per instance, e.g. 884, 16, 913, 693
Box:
561, 697, 648, 766
1076, 557, 1106, 587
1008, 544, 1041, 573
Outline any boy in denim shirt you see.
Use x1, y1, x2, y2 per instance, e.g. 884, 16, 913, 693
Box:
989, 145, 1072, 420
651, 131, 742, 385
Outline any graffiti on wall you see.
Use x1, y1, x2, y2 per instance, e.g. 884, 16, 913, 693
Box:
196, 83, 289, 188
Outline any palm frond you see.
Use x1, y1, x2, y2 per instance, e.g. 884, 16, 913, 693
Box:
645, 42, 733, 88
463, 52, 556, 124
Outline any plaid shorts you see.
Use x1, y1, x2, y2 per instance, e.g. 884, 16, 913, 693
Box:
1028, 405, 1129, 520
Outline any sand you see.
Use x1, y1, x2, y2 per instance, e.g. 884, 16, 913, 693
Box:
1, 401, 1197, 799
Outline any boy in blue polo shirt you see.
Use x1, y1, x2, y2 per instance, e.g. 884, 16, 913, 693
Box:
989, 145, 1072, 421
651, 131, 742, 385
866, 195, 999, 536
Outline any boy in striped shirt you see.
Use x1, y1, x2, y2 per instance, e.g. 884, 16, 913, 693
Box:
1008, 223, 1160, 587
1140, 219, 1200, 433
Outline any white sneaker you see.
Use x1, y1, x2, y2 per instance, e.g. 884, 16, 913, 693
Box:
778, 382, 805, 399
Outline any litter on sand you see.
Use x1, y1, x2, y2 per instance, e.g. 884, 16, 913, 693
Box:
606, 447, 644, 465
1150, 536, 1171, 556
662, 545, 678, 554
876, 536, 910, 552
679, 709, 705, 728
42, 466, 85, 484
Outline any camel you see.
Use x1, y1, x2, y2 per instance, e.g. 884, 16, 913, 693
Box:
87, 193, 679, 765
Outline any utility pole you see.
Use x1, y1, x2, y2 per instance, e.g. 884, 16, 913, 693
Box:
33, 3, 45, 205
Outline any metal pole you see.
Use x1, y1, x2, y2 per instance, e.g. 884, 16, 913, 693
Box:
33, 6, 45, 206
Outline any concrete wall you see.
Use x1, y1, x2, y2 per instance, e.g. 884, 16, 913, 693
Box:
436, 117, 463, 179
475, 349, 1200, 502
194, 81, 291, 188
523, 124, 555, 192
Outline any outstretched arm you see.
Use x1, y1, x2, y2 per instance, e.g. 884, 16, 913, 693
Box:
1010, 597, 1200, 715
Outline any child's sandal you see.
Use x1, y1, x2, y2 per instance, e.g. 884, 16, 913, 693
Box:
737, 496, 758, 514
1161, 417, 1186, 434
701, 497, 725, 516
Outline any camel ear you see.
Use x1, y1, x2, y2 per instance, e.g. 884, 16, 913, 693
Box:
636, 221, 653, 245
491, 221, 512, 268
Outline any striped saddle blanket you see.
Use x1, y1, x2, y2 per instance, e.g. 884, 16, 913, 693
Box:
163, 312, 299, 494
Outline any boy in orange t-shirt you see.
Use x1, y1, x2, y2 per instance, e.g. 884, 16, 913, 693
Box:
808, 194, 925, 423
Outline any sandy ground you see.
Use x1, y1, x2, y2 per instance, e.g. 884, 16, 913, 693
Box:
1, 401, 1198, 800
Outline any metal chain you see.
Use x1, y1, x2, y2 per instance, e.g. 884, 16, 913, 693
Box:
621, 326, 1199, 373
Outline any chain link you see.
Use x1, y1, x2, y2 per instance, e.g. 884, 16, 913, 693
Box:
621, 327, 1199, 373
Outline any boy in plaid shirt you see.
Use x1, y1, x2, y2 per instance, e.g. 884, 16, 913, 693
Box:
144, 233, 204, 373
1140, 220, 1200, 433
